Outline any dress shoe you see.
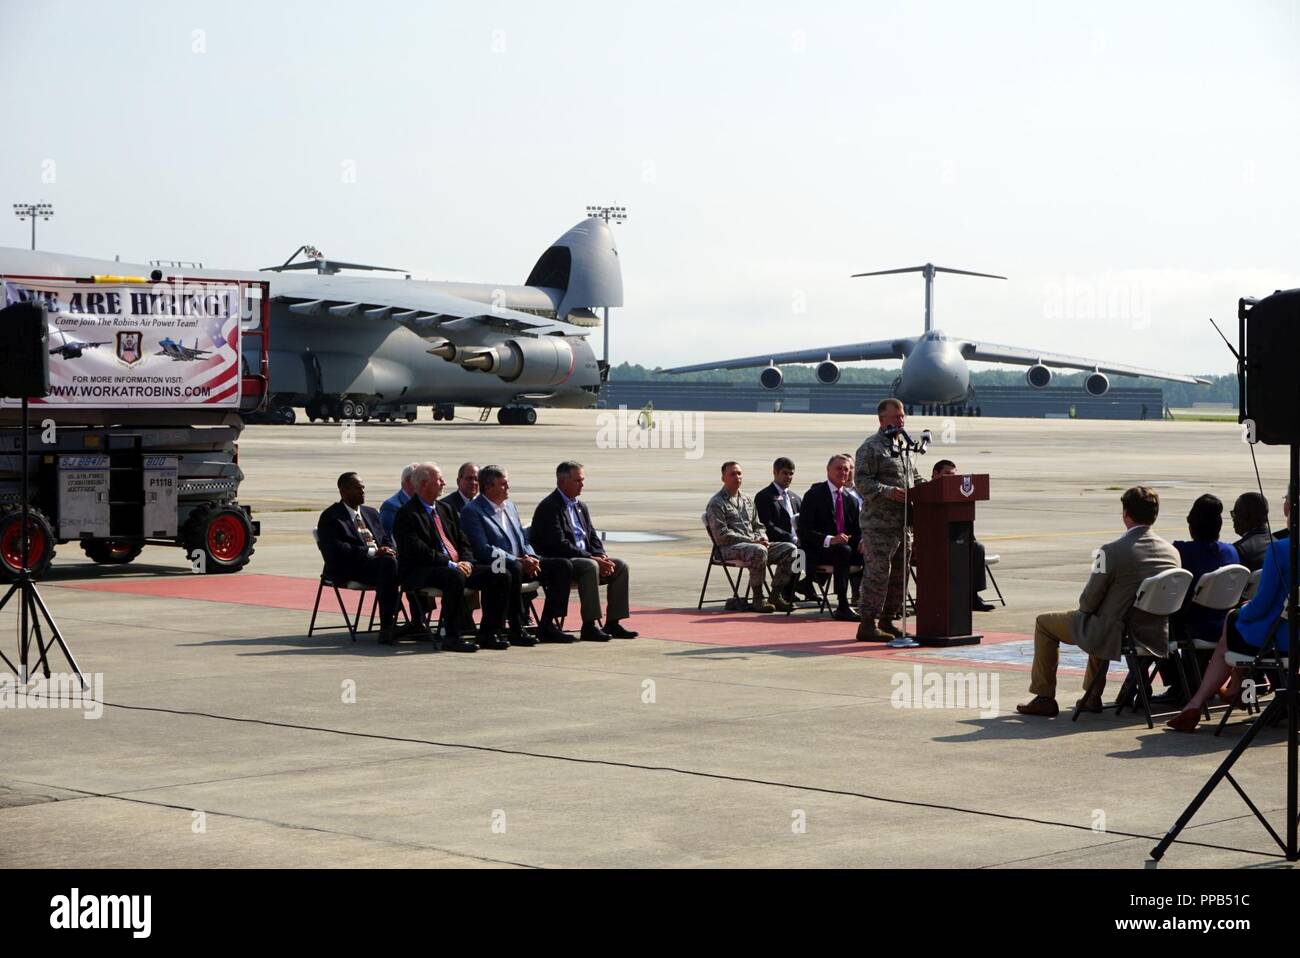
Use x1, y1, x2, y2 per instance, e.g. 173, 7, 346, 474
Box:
971, 597, 996, 613
832, 606, 860, 623
510, 629, 538, 647
771, 593, 793, 613
538, 623, 575, 643
1015, 695, 1059, 718
377, 623, 398, 645
877, 619, 904, 638
797, 580, 820, 602
441, 637, 478, 653
1074, 693, 1104, 713
478, 632, 511, 650
581, 622, 612, 642
855, 622, 894, 642
397, 621, 434, 640
1166, 707, 1201, 732
606, 621, 639, 639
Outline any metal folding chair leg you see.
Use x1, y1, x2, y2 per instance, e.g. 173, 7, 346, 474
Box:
986, 563, 1006, 606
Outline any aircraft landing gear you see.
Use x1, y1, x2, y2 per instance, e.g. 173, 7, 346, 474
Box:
497, 405, 537, 425
432, 404, 455, 421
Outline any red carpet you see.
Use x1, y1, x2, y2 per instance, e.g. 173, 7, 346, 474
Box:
49, 573, 1032, 665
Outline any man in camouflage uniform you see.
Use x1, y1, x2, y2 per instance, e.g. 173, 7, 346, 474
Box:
706, 460, 798, 613
855, 398, 912, 641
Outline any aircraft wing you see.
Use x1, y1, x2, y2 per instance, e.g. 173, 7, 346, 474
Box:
665, 338, 909, 374
271, 273, 588, 338
959, 340, 1210, 385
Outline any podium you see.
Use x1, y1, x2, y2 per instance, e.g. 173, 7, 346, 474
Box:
908, 473, 990, 646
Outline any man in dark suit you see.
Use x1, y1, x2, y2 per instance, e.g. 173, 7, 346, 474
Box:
393, 462, 511, 652
1230, 491, 1272, 571
754, 457, 818, 603
440, 461, 479, 517
531, 461, 638, 640
798, 454, 862, 621
316, 471, 403, 644
461, 465, 574, 642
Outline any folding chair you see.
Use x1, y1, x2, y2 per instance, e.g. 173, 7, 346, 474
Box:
984, 553, 1007, 606
1173, 564, 1251, 719
1073, 568, 1192, 728
697, 514, 765, 610
1239, 568, 1264, 605
804, 563, 864, 616
308, 528, 376, 642
1215, 607, 1289, 735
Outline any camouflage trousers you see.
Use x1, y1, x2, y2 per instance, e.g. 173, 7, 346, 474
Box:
858, 526, 911, 621
720, 541, 797, 592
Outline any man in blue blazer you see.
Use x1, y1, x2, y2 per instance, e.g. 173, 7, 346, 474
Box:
461, 465, 575, 642
379, 462, 419, 537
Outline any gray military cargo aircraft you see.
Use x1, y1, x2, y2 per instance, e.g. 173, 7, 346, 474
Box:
666, 263, 1207, 412
0, 216, 620, 425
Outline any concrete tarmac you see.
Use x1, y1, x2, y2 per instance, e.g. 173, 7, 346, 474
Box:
2, 409, 1294, 868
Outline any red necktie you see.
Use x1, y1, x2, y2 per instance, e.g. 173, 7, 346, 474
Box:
834, 488, 845, 535
432, 510, 459, 562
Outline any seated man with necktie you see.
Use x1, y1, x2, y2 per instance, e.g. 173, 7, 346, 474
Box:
461, 465, 575, 642
392, 461, 512, 652
530, 461, 638, 640
798, 454, 862, 621
441, 461, 479, 517
754, 457, 818, 603
316, 471, 404, 645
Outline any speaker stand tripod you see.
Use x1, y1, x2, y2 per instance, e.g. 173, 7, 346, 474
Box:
0, 397, 84, 689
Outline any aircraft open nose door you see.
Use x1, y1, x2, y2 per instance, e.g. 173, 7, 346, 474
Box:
759, 366, 783, 390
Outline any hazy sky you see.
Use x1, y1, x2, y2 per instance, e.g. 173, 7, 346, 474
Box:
3, 0, 1296, 375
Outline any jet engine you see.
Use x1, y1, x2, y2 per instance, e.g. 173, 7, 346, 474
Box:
458, 336, 575, 387
1084, 372, 1110, 396
815, 360, 841, 385
1025, 364, 1052, 389
759, 366, 784, 390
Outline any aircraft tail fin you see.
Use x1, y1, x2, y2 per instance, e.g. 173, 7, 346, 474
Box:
851, 263, 1006, 333
526, 217, 623, 325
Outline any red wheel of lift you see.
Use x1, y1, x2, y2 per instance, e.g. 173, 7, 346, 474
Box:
207, 513, 248, 563
1, 517, 47, 571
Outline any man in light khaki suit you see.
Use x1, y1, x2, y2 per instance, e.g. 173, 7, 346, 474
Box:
1017, 486, 1180, 718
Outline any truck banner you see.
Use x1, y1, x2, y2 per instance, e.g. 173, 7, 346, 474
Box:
2, 277, 249, 408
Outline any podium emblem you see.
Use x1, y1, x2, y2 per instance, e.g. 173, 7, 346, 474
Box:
959, 475, 974, 497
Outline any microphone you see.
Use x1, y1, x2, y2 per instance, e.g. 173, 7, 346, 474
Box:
918, 429, 932, 453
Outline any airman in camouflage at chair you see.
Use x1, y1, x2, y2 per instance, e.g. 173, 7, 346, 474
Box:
706, 460, 798, 613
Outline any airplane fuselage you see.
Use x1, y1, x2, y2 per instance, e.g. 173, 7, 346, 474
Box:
894, 331, 970, 404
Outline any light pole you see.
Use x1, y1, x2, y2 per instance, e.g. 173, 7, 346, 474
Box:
13, 203, 53, 251
585, 204, 624, 363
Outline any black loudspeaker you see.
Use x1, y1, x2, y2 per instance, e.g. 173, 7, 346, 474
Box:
0, 300, 51, 399
1241, 288, 1300, 446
